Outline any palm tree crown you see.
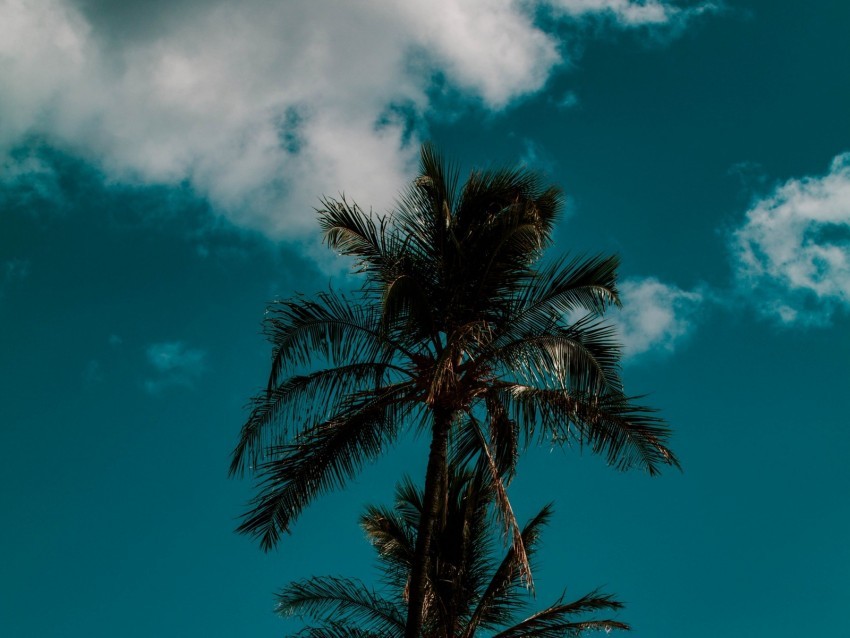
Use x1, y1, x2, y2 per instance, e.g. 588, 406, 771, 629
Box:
278, 466, 630, 637
231, 144, 678, 635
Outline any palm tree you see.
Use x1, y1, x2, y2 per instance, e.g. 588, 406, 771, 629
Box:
277, 466, 630, 637
231, 144, 678, 636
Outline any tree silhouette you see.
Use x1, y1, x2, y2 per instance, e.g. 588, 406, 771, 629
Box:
231, 144, 677, 635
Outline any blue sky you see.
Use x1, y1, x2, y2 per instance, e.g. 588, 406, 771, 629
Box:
1, 1, 848, 636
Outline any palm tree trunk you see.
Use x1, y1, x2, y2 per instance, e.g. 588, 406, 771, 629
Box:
405, 406, 451, 638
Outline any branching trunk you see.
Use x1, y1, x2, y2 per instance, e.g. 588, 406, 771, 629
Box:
405, 407, 452, 638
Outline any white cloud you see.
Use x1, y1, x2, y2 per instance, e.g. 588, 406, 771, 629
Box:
547, 0, 719, 28
612, 277, 704, 360
144, 341, 206, 393
0, 0, 712, 238
731, 153, 850, 325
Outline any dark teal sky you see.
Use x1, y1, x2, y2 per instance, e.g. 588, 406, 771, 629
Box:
1, 1, 848, 636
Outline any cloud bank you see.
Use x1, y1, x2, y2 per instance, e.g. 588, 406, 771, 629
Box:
1, 0, 714, 238
731, 153, 850, 325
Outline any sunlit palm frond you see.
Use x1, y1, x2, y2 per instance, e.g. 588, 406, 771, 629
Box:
495, 255, 621, 346
497, 384, 679, 475
480, 317, 623, 397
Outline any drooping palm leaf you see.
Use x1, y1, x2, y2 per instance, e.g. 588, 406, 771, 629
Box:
463, 504, 553, 635
277, 576, 405, 634
231, 361, 406, 476
238, 384, 419, 550
492, 590, 629, 638
496, 384, 679, 475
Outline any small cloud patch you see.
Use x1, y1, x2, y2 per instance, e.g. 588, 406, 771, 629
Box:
555, 90, 580, 110
547, 0, 721, 30
612, 277, 704, 361
144, 341, 207, 394
730, 153, 850, 325
519, 139, 557, 175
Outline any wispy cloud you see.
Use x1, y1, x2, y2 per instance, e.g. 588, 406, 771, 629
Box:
0, 145, 66, 216
519, 138, 558, 175
730, 153, 850, 325
546, 0, 721, 29
0, 0, 716, 239
0, 258, 30, 300
555, 90, 580, 110
83, 359, 103, 386
612, 277, 704, 361
143, 341, 207, 394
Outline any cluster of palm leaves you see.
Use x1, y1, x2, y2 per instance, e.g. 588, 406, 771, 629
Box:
231, 144, 678, 635
278, 465, 629, 637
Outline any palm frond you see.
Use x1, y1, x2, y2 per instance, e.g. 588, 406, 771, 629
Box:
361, 504, 416, 590
482, 317, 623, 396
418, 142, 459, 214
380, 272, 437, 343
496, 254, 622, 346
393, 143, 457, 277
318, 196, 398, 282
455, 166, 558, 244
237, 385, 417, 550
492, 590, 629, 638
498, 385, 679, 475
277, 576, 405, 633
393, 475, 424, 529
464, 504, 553, 635
231, 362, 406, 476
467, 415, 534, 593
290, 622, 390, 638
263, 291, 414, 392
